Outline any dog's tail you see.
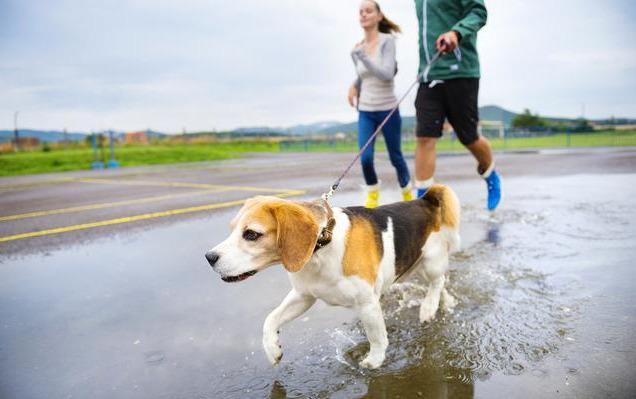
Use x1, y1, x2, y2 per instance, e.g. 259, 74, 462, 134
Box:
422, 184, 461, 251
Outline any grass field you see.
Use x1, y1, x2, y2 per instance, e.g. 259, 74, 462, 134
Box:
1, 130, 634, 177
281, 130, 636, 152
0, 142, 277, 177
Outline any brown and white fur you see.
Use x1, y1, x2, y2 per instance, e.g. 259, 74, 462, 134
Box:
205, 184, 460, 369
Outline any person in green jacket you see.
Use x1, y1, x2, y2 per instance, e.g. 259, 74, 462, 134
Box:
413, 0, 501, 210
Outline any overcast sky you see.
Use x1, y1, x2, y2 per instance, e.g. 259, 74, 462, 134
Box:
1, 0, 635, 132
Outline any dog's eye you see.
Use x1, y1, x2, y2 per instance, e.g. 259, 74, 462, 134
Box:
243, 229, 262, 241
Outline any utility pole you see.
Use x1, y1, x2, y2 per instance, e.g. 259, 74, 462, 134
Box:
13, 111, 20, 152
581, 103, 586, 119
107, 130, 119, 168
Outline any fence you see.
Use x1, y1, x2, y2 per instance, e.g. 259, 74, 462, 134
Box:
280, 128, 636, 152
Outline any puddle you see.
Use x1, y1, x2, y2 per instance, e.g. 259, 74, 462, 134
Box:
1, 173, 635, 398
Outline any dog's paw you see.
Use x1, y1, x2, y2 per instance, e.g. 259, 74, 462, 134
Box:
442, 291, 457, 312
262, 333, 283, 366
359, 353, 385, 369
419, 302, 438, 323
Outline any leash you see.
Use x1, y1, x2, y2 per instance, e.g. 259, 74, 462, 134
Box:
321, 49, 445, 203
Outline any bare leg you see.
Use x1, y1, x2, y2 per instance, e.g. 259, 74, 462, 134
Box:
466, 136, 494, 173
357, 298, 389, 369
415, 137, 437, 181
262, 289, 316, 365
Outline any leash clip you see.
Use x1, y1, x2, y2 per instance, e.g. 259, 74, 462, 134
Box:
321, 184, 337, 203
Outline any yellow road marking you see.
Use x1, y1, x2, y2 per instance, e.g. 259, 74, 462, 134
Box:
0, 188, 231, 222
0, 190, 305, 243
0, 176, 296, 193
0, 177, 77, 191
75, 178, 296, 192
75, 178, 217, 189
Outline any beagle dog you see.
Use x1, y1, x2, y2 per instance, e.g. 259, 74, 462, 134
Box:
205, 184, 460, 369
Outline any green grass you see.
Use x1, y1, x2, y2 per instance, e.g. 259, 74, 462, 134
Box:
490, 130, 636, 150
0, 142, 277, 177
0, 149, 96, 176
282, 130, 636, 153
1, 130, 634, 177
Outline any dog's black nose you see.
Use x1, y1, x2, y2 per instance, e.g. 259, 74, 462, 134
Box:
205, 251, 220, 267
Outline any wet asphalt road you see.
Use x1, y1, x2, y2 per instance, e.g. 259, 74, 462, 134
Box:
1, 148, 635, 398
1, 148, 634, 256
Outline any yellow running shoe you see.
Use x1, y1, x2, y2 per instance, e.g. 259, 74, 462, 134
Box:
402, 188, 413, 201
365, 189, 380, 208
401, 182, 413, 201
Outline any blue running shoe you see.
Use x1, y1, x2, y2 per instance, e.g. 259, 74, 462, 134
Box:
485, 170, 502, 210
416, 188, 429, 198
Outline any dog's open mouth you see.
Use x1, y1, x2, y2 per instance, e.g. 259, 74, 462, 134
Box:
221, 270, 257, 283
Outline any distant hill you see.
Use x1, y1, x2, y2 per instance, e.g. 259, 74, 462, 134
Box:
282, 105, 636, 135
480, 105, 518, 126
231, 121, 342, 136
318, 121, 358, 135
285, 121, 342, 135
112, 129, 167, 140
3, 105, 633, 143
231, 126, 280, 134
0, 129, 87, 143
310, 105, 520, 135
0, 129, 168, 143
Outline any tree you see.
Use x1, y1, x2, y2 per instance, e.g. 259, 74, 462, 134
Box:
512, 109, 546, 128
574, 118, 592, 132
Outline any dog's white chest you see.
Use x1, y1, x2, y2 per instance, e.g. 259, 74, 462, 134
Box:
289, 258, 361, 307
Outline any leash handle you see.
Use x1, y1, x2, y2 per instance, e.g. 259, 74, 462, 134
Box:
322, 50, 444, 202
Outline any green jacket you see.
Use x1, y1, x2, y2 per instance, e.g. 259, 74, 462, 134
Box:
415, 0, 487, 81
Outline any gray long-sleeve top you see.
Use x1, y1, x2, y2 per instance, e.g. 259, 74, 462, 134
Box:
351, 33, 398, 112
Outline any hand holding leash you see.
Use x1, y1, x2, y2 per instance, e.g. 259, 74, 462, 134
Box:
436, 32, 459, 53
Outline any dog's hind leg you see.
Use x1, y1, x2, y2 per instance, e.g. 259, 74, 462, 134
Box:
417, 252, 450, 322
418, 274, 446, 323
417, 231, 451, 322
357, 297, 389, 369
262, 289, 316, 366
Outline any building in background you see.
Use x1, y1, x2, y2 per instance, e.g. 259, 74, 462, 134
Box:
124, 131, 149, 145
0, 137, 40, 152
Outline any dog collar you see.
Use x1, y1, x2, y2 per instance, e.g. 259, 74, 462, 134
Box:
314, 199, 336, 253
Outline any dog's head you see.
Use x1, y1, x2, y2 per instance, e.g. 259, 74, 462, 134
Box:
205, 196, 322, 282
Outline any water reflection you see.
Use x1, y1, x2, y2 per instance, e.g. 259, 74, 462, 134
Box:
267, 364, 475, 399
486, 221, 501, 245
365, 365, 474, 399
268, 380, 287, 399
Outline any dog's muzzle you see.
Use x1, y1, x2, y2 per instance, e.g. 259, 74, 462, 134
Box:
205, 251, 258, 283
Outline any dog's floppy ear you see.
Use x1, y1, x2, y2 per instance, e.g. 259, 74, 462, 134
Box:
271, 203, 320, 272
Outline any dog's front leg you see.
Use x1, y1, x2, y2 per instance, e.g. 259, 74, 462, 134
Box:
262, 289, 316, 366
357, 298, 388, 369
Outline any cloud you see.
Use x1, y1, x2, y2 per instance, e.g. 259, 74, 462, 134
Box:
0, 0, 634, 131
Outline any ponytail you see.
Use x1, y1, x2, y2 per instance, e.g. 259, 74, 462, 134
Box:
373, 1, 401, 34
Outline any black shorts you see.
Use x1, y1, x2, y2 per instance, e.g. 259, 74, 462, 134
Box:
414, 78, 480, 146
